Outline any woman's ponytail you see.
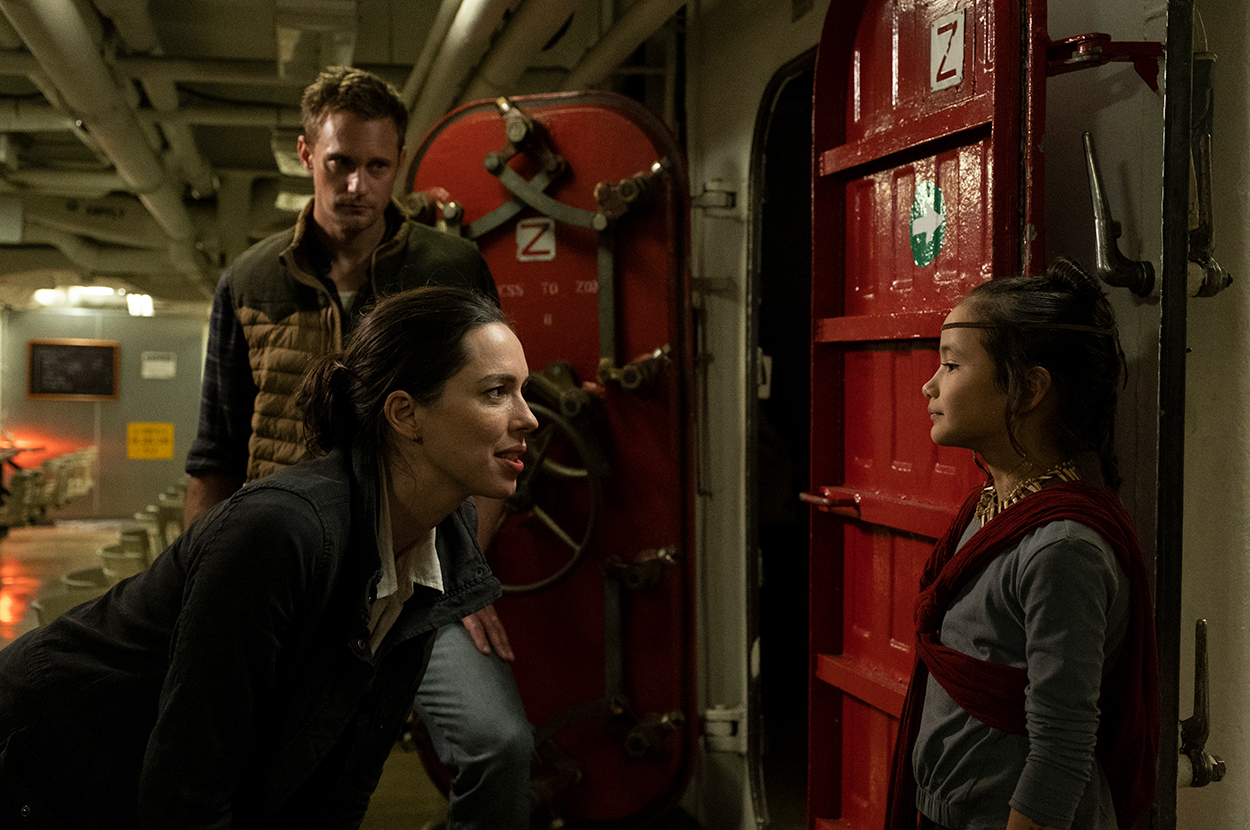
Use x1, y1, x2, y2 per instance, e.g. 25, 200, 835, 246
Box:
297, 354, 360, 456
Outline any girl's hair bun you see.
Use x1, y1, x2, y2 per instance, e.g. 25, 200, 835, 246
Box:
1046, 257, 1105, 303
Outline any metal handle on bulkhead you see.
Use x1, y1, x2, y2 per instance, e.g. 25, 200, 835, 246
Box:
1178, 618, 1226, 788
1186, 53, 1233, 297
1082, 131, 1155, 297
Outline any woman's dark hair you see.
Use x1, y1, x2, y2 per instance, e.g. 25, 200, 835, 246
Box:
297, 286, 507, 456
962, 257, 1127, 488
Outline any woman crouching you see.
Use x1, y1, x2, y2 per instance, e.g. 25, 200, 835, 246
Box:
0, 286, 538, 828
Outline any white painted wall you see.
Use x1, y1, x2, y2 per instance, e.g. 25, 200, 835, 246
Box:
684, 0, 830, 826
1047, 0, 1248, 826
1175, 1, 1250, 826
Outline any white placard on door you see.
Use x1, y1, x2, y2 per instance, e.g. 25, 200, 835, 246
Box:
516, 217, 556, 262
930, 10, 965, 92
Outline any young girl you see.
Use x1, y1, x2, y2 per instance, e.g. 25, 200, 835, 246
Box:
886, 260, 1159, 830
0, 286, 538, 828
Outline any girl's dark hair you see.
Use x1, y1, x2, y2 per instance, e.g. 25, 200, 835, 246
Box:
962, 257, 1127, 488
297, 286, 507, 456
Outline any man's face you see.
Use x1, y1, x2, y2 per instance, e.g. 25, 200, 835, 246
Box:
298, 109, 405, 238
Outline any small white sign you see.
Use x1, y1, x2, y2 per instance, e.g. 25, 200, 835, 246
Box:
516, 217, 556, 262
140, 351, 177, 380
930, 10, 965, 92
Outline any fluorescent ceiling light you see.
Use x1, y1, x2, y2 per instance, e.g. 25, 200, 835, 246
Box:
33, 287, 65, 306
127, 293, 155, 317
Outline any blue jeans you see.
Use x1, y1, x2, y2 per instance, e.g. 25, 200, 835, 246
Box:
414, 623, 533, 830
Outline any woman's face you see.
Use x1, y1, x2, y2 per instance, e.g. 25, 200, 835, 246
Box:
921, 302, 1013, 457
415, 323, 539, 500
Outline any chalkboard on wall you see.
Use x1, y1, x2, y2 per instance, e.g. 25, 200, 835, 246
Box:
28, 339, 120, 401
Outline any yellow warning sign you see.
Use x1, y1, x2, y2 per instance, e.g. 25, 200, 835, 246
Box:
127, 422, 174, 459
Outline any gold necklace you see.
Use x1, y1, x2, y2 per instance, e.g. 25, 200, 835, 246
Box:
974, 459, 1079, 527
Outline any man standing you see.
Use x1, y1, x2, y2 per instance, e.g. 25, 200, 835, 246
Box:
184, 66, 533, 830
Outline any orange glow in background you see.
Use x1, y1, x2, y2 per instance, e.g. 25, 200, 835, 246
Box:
1, 429, 84, 471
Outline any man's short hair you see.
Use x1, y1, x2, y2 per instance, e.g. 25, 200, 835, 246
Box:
300, 66, 408, 150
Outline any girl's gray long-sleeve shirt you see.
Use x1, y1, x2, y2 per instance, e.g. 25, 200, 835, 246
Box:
913, 518, 1129, 830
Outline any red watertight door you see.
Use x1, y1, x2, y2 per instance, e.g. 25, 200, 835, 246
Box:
808, 1, 1041, 827
408, 92, 694, 827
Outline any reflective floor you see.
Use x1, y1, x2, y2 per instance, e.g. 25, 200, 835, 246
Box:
0, 520, 117, 650
0, 520, 449, 829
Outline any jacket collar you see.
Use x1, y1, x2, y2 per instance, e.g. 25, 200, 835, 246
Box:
279, 199, 411, 294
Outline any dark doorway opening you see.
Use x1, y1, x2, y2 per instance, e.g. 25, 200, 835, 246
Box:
749, 53, 814, 830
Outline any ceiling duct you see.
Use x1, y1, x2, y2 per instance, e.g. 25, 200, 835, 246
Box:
404, 0, 512, 153
399, 0, 463, 111
93, 0, 217, 199
561, 0, 686, 91
275, 0, 358, 80
460, 0, 583, 103
0, 0, 214, 298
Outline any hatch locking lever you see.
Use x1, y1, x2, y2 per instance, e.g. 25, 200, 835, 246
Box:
1082, 132, 1154, 297
1186, 53, 1233, 298
1179, 619, 1226, 788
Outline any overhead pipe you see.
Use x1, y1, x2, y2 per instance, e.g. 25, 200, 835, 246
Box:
0, 97, 69, 131
91, 0, 217, 200
3, 169, 127, 197
399, 0, 462, 110
21, 191, 171, 249
0, 0, 213, 297
0, 100, 305, 132
0, 36, 109, 164
404, 0, 513, 154
117, 58, 168, 163
108, 55, 407, 88
0, 50, 409, 89
23, 223, 177, 275
460, 0, 583, 103
144, 105, 304, 129
560, 0, 685, 91
139, 80, 218, 198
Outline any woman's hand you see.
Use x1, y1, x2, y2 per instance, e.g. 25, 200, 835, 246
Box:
461, 603, 515, 661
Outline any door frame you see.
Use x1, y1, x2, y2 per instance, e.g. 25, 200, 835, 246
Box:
746, 46, 819, 829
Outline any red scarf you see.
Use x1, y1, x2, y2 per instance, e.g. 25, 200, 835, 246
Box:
884, 482, 1159, 830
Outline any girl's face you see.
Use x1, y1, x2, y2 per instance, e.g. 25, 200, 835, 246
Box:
921, 302, 1014, 458
415, 323, 539, 501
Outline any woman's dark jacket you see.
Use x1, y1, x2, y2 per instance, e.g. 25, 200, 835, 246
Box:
0, 445, 500, 829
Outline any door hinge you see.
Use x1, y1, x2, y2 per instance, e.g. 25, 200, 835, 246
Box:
702, 704, 747, 754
